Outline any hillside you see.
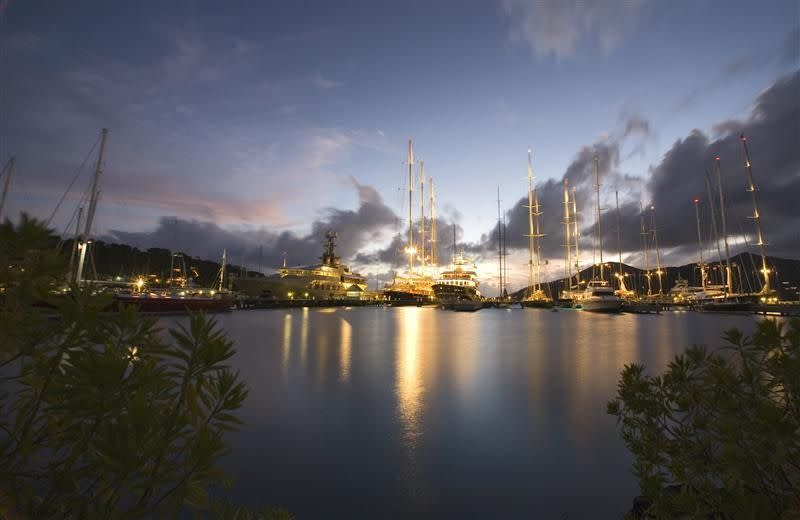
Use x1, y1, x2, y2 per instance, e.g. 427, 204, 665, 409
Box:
512, 253, 800, 301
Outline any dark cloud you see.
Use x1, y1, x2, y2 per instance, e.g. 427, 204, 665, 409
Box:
469, 70, 800, 269
625, 69, 800, 261
104, 178, 397, 271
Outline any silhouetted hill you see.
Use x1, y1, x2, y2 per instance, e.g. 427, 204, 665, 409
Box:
512, 253, 800, 301
60, 239, 263, 287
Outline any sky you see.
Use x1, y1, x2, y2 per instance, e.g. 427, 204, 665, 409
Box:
1, 0, 798, 294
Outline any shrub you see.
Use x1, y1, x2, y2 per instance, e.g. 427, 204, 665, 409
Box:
608, 318, 800, 518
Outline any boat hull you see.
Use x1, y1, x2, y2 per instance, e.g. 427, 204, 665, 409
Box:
113, 294, 233, 314
577, 298, 623, 313
521, 299, 553, 309
451, 301, 483, 312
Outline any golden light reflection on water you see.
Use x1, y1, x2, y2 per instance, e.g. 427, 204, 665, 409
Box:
282, 312, 292, 376
395, 308, 424, 443
340, 318, 352, 382
300, 307, 309, 364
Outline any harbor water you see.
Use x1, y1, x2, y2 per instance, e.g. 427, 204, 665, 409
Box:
161, 307, 775, 518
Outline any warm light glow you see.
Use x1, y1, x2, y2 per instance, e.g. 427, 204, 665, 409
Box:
135, 278, 145, 291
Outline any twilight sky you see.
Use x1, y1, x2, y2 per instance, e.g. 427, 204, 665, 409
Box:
1, 1, 798, 292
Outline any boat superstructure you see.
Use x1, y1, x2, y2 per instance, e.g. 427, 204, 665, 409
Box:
236, 231, 368, 301
432, 248, 482, 311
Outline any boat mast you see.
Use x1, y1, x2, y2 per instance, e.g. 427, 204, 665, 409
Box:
704, 172, 725, 286
0, 156, 16, 220
694, 198, 707, 288
563, 179, 572, 286
615, 189, 623, 287
571, 187, 580, 286
639, 201, 652, 296
497, 186, 503, 297
534, 183, 543, 293
75, 128, 108, 285
526, 149, 535, 296
650, 205, 663, 294
406, 138, 414, 275
503, 210, 508, 297
715, 157, 734, 294
219, 248, 227, 292
420, 160, 426, 274
594, 156, 604, 281
740, 134, 770, 294
68, 207, 83, 283
429, 176, 437, 266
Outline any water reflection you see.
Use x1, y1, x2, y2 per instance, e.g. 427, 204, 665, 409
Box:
282, 312, 292, 376
340, 318, 352, 382
300, 307, 309, 365
396, 308, 423, 442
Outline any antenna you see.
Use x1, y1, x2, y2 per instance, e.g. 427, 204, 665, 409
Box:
694, 198, 707, 288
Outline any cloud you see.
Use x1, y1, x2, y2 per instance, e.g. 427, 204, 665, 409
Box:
104, 177, 398, 270
502, 0, 647, 59
466, 71, 799, 269
312, 73, 343, 89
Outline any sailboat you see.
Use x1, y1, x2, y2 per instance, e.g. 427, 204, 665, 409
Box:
521, 149, 552, 308
573, 157, 622, 312
383, 138, 435, 304
697, 137, 770, 311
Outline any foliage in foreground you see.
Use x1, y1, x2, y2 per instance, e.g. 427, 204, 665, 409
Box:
0, 215, 290, 518
608, 317, 800, 518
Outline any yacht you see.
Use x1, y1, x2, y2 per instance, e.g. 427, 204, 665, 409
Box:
432, 252, 483, 311
236, 232, 369, 301
574, 279, 623, 313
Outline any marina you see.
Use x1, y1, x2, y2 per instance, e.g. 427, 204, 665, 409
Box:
180, 306, 789, 518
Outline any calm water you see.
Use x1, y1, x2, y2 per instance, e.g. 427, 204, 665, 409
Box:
164, 307, 771, 518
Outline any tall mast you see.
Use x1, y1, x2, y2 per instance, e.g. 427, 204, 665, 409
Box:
220, 248, 227, 292
502, 210, 508, 297
694, 198, 707, 288
497, 186, 503, 297
420, 160, 426, 274
740, 134, 770, 294
563, 179, 572, 285
429, 176, 437, 266
704, 172, 725, 286
594, 156, 604, 281
534, 184, 543, 293
715, 157, 733, 294
0, 156, 16, 220
68, 207, 84, 283
615, 189, 623, 282
526, 149, 535, 296
640, 201, 652, 296
76, 128, 108, 285
407, 138, 414, 275
651, 206, 663, 294
571, 187, 580, 286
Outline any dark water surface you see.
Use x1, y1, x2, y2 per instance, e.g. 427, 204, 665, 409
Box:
163, 307, 770, 519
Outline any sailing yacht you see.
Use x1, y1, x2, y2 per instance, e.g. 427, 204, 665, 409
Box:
573, 156, 622, 312
521, 149, 552, 309
383, 139, 435, 304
